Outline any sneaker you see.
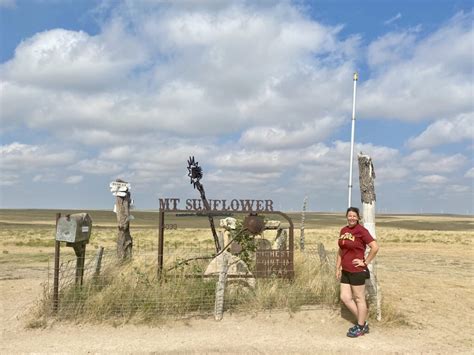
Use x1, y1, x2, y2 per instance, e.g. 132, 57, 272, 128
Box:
347, 321, 368, 334
363, 321, 369, 334
347, 324, 359, 333
347, 325, 364, 338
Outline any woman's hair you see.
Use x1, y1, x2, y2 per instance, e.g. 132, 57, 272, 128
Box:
346, 207, 360, 220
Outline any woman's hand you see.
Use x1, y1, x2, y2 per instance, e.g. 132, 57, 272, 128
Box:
352, 258, 366, 268
336, 268, 341, 280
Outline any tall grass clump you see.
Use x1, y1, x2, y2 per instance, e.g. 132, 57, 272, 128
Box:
29, 249, 402, 325
227, 251, 339, 313
33, 258, 217, 325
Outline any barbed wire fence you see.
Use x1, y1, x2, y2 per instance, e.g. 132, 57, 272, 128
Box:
43, 241, 339, 322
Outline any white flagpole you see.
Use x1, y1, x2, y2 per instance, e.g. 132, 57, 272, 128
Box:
348, 72, 358, 208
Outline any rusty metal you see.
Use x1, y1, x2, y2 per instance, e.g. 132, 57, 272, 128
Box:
255, 211, 294, 279
157, 209, 294, 279
243, 214, 265, 235
255, 250, 293, 278
187, 156, 220, 252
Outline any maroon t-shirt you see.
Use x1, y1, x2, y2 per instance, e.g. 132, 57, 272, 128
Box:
338, 223, 374, 273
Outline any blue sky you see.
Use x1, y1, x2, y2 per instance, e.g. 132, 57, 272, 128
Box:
0, 0, 472, 214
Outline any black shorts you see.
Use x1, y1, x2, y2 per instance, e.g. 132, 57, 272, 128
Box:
340, 270, 368, 286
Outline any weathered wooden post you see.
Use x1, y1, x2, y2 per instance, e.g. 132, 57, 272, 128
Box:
53, 213, 61, 312
94, 246, 104, 276
110, 179, 133, 261
300, 196, 307, 251
358, 152, 382, 321
214, 252, 229, 321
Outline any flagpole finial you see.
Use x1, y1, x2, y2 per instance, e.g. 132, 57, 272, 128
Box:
353, 72, 358, 81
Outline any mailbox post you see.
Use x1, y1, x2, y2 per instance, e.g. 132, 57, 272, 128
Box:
53, 213, 92, 312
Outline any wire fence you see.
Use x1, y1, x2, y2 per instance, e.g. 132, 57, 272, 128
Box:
44, 243, 340, 321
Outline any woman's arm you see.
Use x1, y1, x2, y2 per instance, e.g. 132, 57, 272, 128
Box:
336, 249, 342, 279
352, 240, 379, 267
365, 240, 379, 265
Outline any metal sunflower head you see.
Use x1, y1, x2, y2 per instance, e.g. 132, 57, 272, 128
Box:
187, 156, 203, 188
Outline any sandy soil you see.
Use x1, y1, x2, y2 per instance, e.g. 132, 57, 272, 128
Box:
1, 243, 473, 354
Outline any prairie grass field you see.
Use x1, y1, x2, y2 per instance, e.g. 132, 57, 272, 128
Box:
0, 208, 473, 353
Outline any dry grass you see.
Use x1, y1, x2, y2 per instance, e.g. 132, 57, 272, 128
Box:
1, 209, 471, 327
28, 249, 342, 325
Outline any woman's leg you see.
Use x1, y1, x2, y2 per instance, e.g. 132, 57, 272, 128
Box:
340, 283, 358, 317
351, 284, 367, 325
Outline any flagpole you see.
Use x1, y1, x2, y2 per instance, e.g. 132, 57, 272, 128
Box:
348, 72, 358, 208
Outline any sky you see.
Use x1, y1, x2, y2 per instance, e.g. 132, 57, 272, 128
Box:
0, 0, 473, 214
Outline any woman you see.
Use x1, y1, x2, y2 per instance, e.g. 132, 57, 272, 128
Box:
336, 207, 379, 338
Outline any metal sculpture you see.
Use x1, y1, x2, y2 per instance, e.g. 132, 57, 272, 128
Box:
187, 156, 220, 252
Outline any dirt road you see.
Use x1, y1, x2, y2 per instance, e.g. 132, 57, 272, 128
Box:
1, 243, 473, 354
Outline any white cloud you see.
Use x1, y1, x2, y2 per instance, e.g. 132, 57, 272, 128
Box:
360, 12, 473, 122
406, 149, 467, 174
1, 26, 146, 91
69, 159, 123, 175
64, 175, 84, 184
32, 174, 56, 183
0, 173, 19, 186
0, 1, 359, 141
418, 174, 448, 184
445, 184, 470, 193
0, 142, 76, 170
384, 13, 402, 26
465, 167, 474, 178
407, 112, 474, 149
239, 116, 342, 150
0, 2, 472, 213
207, 169, 282, 186
367, 27, 419, 68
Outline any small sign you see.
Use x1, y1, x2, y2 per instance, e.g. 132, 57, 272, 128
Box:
110, 181, 129, 188
255, 250, 293, 278
110, 181, 131, 193
82, 226, 89, 233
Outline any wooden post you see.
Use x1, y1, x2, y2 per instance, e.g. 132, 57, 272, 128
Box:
214, 252, 229, 321
73, 243, 87, 286
300, 196, 308, 251
52, 213, 61, 312
317, 242, 329, 265
157, 210, 165, 276
113, 180, 133, 261
94, 246, 104, 276
358, 152, 382, 321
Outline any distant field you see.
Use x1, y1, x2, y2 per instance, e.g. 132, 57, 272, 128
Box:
1, 208, 471, 266
0, 208, 472, 230
0, 208, 473, 353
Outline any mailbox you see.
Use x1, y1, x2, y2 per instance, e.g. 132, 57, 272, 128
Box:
55, 213, 92, 244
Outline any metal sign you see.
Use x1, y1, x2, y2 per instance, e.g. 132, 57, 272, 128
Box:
159, 198, 274, 212
255, 250, 294, 278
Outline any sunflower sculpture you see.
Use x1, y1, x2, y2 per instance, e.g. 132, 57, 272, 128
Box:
187, 156, 203, 189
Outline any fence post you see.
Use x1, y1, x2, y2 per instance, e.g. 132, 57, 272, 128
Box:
94, 246, 104, 276
52, 213, 61, 313
317, 242, 329, 265
358, 152, 382, 321
300, 196, 307, 251
157, 210, 165, 277
214, 252, 229, 321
